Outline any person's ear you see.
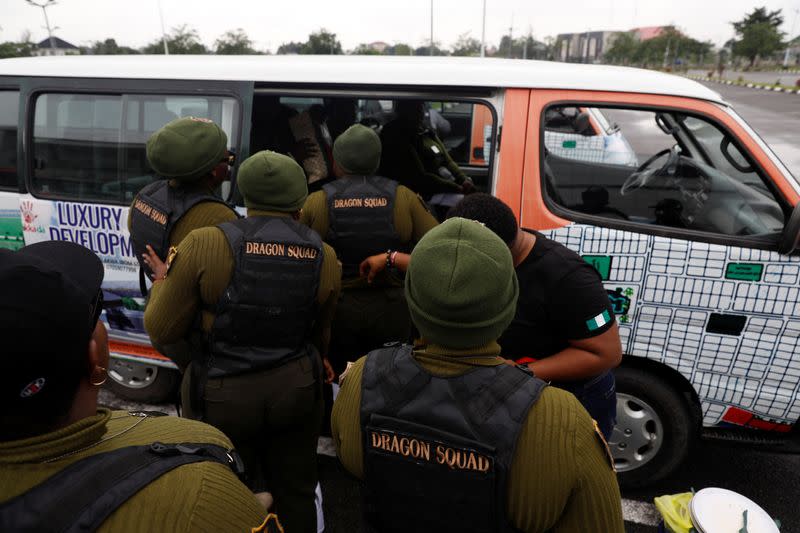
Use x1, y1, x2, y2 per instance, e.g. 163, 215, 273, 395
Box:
87, 321, 110, 387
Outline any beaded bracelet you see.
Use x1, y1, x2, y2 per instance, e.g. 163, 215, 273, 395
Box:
385, 249, 393, 269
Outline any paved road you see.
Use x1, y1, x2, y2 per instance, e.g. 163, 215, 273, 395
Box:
688, 69, 800, 87
696, 79, 800, 179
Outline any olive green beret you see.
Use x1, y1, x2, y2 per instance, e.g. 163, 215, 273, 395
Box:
405, 218, 519, 349
237, 151, 308, 213
146, 117, 228, 183
333, 124, 382, 176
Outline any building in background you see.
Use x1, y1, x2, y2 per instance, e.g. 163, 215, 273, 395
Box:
556, 26, 674, 63
631, 26, 669, 41
556, 31, 618, 63
366, 41, 390, 54
35, 37, 80, 56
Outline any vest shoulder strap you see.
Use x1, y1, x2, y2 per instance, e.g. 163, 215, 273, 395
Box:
218, 219, 247, 257
0, 442, 242, 533
360, 345, 432, 428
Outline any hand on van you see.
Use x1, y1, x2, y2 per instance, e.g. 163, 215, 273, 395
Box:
142, 245, 168, 282
323, 357, 336, 385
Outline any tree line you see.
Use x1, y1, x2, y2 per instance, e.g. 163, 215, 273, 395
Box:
0, 26, 551, 59
603, 7, 792, 69
2, 6, 795, 68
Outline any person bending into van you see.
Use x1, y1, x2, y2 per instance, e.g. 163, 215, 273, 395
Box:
379, 99, 475, 199
359, 193, 623, 439
143, 151, 340, 533
0, 241, 273, 532
128, 116, 238, 371
332, 218, 624, 532
301, 124, 438, 376
447, 194, 623, 439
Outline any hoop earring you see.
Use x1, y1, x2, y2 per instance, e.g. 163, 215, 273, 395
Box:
91, 366, 107, 386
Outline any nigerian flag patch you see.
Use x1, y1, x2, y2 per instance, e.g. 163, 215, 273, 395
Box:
586, 310, 611, 332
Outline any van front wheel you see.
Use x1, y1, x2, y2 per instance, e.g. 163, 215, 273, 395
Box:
611, 366, 696, 488
105, 359, 179, 403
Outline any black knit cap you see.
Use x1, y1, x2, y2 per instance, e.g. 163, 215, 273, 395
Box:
0, 241, 104, 411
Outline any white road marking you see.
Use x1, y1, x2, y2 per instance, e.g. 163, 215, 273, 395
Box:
622, 498, 661, 526
318, 436, 662, 527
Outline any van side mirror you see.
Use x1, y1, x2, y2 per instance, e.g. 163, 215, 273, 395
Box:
779, 202, 800, 255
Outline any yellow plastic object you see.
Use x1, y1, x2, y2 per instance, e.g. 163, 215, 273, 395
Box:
654, 492, 695, 533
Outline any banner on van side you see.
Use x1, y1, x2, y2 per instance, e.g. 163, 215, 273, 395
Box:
21, 197, 146, 338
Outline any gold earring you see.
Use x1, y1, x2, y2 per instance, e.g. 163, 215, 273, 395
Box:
90, 366, 107, 386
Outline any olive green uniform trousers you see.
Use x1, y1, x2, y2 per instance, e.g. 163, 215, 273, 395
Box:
182, 355, 323, 533
329, 286, 412, 374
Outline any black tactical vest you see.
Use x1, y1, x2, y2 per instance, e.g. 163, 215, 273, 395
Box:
359, 345, 546, 533
208, 216, 323, 377
130, 180, 232, 277
323, 176, 406, 279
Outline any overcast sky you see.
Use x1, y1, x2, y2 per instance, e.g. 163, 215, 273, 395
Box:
2, 0, 799, 52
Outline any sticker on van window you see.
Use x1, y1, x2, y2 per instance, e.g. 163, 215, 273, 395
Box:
725, 263, 763, 282
562, 140, 577, 149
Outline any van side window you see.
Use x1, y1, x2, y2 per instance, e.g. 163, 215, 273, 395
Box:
0, 91, 19, 190
31, 93, 240, 205
543, 105, 785, 238
250, 94, 495, 197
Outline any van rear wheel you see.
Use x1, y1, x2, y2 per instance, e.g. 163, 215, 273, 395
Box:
611, 366, 697, 488
105, 359, 179, 403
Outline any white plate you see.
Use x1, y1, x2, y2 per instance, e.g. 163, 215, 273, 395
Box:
690, 487, 779, 533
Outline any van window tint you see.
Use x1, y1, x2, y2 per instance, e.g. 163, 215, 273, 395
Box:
32, 93, 240, 204
0, 91, 19, 190
543, 105, 784, 237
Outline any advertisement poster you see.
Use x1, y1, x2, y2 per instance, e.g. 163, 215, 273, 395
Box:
20, 197, 149, 341
0, 194, 23, 251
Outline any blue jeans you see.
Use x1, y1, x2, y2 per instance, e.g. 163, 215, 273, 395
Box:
556, 371, 617, 440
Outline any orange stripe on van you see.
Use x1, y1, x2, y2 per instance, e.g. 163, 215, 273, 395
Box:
495, 89, 531, 220
109, 340, 170, 361
521, 90, 799, 233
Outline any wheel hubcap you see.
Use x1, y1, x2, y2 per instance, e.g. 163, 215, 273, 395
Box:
609, 392, 663, 472
108, 360, 159, 389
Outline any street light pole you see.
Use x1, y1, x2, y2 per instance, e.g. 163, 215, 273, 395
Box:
157, 0, 170, 55
783, 7, 799, 68
430, 0, 434, 56
480, 0, 487, 58
25, 0, 57, 50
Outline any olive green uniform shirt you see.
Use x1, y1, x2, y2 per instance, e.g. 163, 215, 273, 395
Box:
331, 343, 624, 533
126, 180, 239, 248
0, 409, 267, 532
301, 182, 438, 289
144, 211, 341, 356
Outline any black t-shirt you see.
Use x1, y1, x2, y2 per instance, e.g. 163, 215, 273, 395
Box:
498, 231, 615, 360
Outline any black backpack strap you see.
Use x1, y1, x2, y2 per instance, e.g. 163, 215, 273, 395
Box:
0, 442, 244, 533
